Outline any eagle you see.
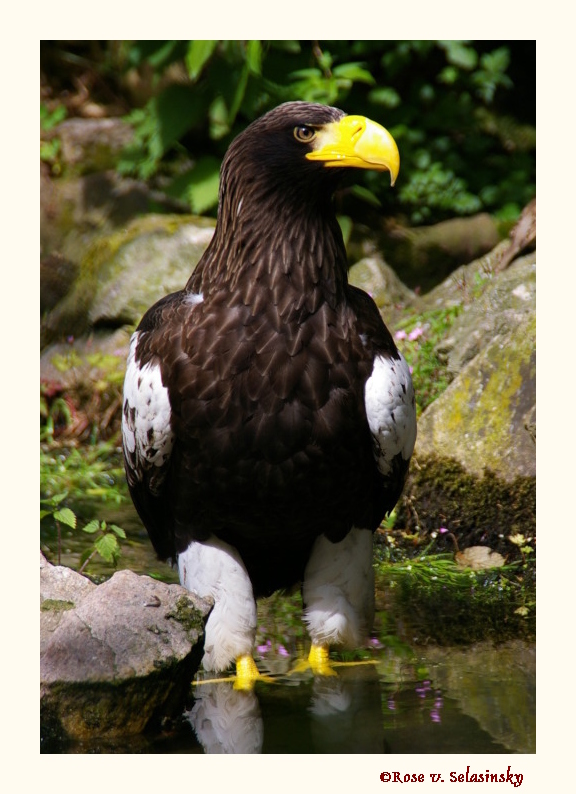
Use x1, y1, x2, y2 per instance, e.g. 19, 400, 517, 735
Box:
122, 101, 416, 689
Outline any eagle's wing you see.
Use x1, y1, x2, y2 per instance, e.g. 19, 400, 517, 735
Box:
350, 286, 417, 516
122, 290, 198, 559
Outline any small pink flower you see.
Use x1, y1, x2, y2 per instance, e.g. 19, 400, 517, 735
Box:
277, 645, 289, 657
439, 527, 449, 534
408, 326, 423, 341
395, 329, 407, 340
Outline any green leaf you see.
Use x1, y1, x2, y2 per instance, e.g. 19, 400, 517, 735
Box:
146, 40, 180, 70
336, 215, 352, 247
40, 103, 67, 132
182, 156, 221, 214
439, 41, 478, 70
480, 47, 510, 75
185, 40, 218, 81
438, 65, 459, 85
245, 40, 262, 75
53, 508, 77, 529
368, 87, 401, 109
40, 509, 51, 520
95, 533, 120, 564
227, 65, 250, 125
79, 548, 94, 566
82, 519, 101, 534
332, 62, 375, 85
350, 184, 382, 208
43, 491, 68, 505
110, 524, 127, 539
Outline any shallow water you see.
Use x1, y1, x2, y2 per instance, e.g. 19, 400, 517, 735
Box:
40, 502, 535, 755
42, 644, 534, 754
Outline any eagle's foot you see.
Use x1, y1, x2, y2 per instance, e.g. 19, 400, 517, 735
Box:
308, 643, 338, 676
289, 644, 338, 678
233, 654, 277, 690
193, 655, 275, 690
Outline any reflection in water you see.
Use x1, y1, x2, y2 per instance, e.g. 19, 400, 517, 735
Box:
308, 667, 385, 753
184, 644, 533, 755
187, 662, 511, 755
186, 685, 264, 754
42, 644, 534, 753
188, 665, 384, 754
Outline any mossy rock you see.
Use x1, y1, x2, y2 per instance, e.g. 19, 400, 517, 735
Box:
415, 310, 535, 481
41, 213, 215, 347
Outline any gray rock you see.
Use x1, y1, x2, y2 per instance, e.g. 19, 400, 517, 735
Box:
415, 259, 536, 482
382, 212, 500, 291
397, 243, 536, 546
348, 254, 417, 314
426, 252, 536, 376
41, 213, 214, 347
41, 560, 212, 739
40, 552, 97, 654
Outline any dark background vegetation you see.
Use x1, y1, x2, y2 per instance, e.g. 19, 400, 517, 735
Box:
40, 40, 535, 227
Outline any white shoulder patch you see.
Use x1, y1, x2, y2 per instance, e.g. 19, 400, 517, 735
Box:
364, 353, 416, 475
122, 332, 175, 484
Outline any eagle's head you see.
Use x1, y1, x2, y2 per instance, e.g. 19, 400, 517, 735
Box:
219, 101, 400, 205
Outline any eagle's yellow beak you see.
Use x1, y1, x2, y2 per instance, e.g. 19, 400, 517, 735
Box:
306, 114, 400, 186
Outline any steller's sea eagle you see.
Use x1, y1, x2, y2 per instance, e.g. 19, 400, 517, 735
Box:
122, 102, 416, 689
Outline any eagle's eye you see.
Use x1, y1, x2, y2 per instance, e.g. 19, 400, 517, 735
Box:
294, 125, 316, 143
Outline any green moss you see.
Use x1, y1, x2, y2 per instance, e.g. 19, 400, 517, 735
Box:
41, 599, 75, 612
431, 315, 535, 474
398, 455, 535, 556
41, 214, 215, 346
165, 596, 205, 634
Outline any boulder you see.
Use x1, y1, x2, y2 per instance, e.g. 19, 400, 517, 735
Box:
399, 250, 536, 548
348, 254, 418, 319
416, 307, 535, 481
40, 552, 96, 654
48, 117, 135, 176
426, 251, 536, 376
41, 213, 215, 348
41, 557, 212, 740
381, 213, 501, 291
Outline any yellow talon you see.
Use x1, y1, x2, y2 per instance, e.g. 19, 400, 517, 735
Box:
234, 654, 261, 691
308, 644, 338, 677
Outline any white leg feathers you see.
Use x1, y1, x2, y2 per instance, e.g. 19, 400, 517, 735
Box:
178, 537, 257, 672
302, 528, 375, 649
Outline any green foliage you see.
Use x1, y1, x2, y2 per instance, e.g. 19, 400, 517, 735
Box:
40, 441, 127, 504
41, 491, 126, 573
41, 383, 72, 442
112, 40, 534, 224
40, 102, 67, 169
376, 551, 535, 644
78, 519, 125, 572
